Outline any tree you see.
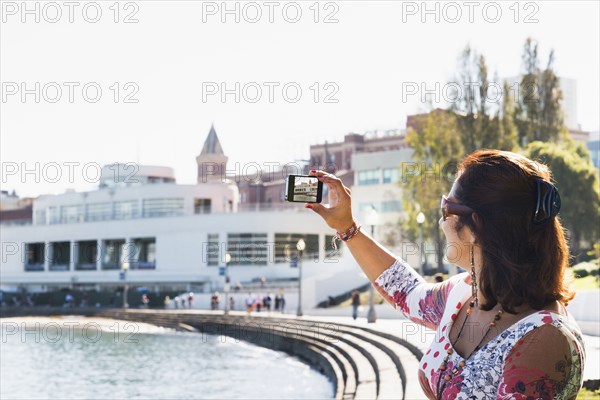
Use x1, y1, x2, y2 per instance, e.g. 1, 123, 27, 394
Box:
514, 38, 565, 145
483, 78, 519, 151
451, 45, 519, 152
402, 109, 465, 273
451, 45, 484, 153
525, 141, 600, 258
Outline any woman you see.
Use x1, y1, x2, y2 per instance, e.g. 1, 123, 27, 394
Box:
306, 150, 585, 399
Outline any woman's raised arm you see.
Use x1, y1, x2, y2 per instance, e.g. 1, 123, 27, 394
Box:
306, 170, 457, 330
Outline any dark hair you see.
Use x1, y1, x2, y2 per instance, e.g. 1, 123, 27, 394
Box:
454, 149, 574, 313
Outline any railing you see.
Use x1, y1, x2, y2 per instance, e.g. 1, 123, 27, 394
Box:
34, 203, 306, 226
48, 264, 69, 272
0, 219, 32, 226
237, 203, 305, 212
24, 263, 44, 271
75, 263, 97, 271
213, 279, 300, 293
130, 261, 156, 270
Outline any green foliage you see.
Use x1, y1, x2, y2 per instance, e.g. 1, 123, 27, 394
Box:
525, 141, 600, 254
574, 268, 589, 278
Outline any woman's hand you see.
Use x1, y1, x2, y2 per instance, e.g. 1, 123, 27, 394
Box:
305, 170, 355, 233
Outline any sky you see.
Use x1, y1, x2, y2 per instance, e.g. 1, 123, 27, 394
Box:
1, 0, 599, 197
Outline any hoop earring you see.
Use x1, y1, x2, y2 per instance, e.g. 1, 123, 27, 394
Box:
470, 245, 478, 307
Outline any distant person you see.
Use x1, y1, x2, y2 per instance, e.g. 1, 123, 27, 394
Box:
181, 297, 186, 308
274, 294, 281, 311
164, 295, 171, 309
234, 282, 241, 292
279, 292, 286, 314
263, 294, 272, 312
211, 292, 220, 310
141, 294, 150, 308
245, 293, 254, 313
255, 296, 262, 312
174, 296, 179, 309
80, 292, 89, 307
65, 293, 74, 308
188, 292, 194, 308
351, 290, 360, 320
229, 296, 235, 311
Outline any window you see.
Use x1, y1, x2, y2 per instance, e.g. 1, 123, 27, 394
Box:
194, 198, 212, 214
359, 201, 402, 213
358, 169, 380, 185
49, 242, 70, 271
358, 202, 378, 212
381, 200, 402, 212
131, 238, 156, 269
205, 233, 220, 266
114, 200, 139, 220
143, 198, 184, 218
227, 233, 268, 266
86, 202, 112, 222
102, 239, 126, 270
34, 209, 46, 225
61, 205, 83, 223
25, 243, 45, 271
76, 240, 98, 270
383, 168, 400, 184
48, 206, 60, 224
274, 233, 319, 263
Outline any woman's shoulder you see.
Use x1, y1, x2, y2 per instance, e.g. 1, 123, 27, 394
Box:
502, 306, 585, 351
442, 271, 470, 295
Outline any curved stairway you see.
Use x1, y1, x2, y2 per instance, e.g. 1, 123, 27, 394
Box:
94, 309, 426, 400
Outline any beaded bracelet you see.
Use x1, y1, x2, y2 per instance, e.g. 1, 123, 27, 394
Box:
332, 221, 361, 250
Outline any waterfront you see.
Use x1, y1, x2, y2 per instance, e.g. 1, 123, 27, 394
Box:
0, 317, 333, 400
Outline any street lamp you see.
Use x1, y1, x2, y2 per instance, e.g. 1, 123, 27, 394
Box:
121, 261, 129, 308
364, 205, 378, 323
417, 212, 425, 274
224, 253, 232, 315
296, 238, 306, 317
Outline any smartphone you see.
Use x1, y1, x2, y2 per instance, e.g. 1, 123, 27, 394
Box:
285, 175, 323, 203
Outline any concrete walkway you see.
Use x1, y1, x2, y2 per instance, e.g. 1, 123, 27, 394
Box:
303, 304, 600, 382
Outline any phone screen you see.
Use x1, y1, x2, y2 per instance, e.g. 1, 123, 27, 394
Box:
285, 175, 323, 203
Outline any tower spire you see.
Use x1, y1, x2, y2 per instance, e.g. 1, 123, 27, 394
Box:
201, 123, 225, 156
197, 124, 228, 183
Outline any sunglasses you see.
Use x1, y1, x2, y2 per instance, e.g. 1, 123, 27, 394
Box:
440, 195, 474, 221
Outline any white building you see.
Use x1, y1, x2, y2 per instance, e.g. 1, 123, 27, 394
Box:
1, 127, 367, 310
351, 149, 412, 218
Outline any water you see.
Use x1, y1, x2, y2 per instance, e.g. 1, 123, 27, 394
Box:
0, 317, 333, 400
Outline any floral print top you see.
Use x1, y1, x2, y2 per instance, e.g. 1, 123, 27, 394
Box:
373, 259, 586, 400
